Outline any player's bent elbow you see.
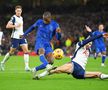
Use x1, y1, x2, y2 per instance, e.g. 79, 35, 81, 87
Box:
6, 24, 10, 29
6, 25, 8, 29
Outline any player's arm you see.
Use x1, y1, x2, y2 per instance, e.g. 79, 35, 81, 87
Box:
6, 22, 21, 29
6, 17, 21, 29
85, 25, 93, 36
23, 24, 35, 37
78, 33, 108, 47
23, 21, 39, 37
6, 22, 16, 29
55, 27, 62, 40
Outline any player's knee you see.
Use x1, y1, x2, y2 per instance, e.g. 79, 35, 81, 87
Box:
9, 49, 15, 54
46, 53, 54, 64
102, 52, 106, 55
47, 56, 54, 64
23, 50, 29, 54
96, 72, 102, 77
38, 48, 45, 55
22, 47, 29, 53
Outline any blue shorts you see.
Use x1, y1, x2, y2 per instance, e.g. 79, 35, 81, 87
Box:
95, 46, 106, 53
35, 40, 53, 55
11, 38, 27, 48
71, 61, 85, 79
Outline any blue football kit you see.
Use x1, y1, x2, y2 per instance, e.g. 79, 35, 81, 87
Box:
24, 19, 61, 71
92, 30, 106, 53
24, 19, 60, 54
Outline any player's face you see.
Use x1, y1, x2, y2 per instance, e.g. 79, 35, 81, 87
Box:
43, 17, 51, 24
99, 24, 104, 32
15, 8, 22, 17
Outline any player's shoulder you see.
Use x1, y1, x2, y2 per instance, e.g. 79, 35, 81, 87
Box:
93, 30, 98, 34
34, 19, 43, 25
36, 19, 43, 22
76, 42, 80, 49
9, 15, 16, 23
20, 16, 23, 19
51, 20, 57, 24
10, 15, 16, 19
51, 20, 59, 27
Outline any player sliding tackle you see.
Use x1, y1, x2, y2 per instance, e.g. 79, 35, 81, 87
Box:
34, 25, 108, 80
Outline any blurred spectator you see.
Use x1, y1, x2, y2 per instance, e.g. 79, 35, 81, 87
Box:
0, 6, 108, 55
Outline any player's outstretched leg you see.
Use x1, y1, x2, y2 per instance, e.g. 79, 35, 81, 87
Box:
85, 71, 108, 79
31, 54, 53, 78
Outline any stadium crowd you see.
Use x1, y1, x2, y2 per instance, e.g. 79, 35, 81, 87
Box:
0, 9, 108, 55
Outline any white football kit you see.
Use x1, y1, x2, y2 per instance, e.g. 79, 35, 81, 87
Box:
9, 15, 24, 39
72, 43, 90, 70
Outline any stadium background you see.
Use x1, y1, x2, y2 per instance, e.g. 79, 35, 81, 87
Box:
0, 0, 108, 56
0, 1, 108, 90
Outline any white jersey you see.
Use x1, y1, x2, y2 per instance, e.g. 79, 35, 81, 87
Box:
72, 43, 90, 70
9, 15, 23, 39
0, 31, 3, 45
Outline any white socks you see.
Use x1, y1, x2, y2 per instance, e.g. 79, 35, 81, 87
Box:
38, 70, 49, 78
1, 52, 10, 64
24, 54, 29, 68
46, 64, 53, 71
100, 74, 108, 79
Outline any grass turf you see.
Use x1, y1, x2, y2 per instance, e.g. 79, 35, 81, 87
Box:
0, 56, 108, 90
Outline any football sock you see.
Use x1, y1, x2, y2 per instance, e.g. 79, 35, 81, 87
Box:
35, 64, 46, 71
39, 54, 48, 66
38, 70, 49, 78
1, 52, 10, 64
102, 55, 106, 64
35, 54, 48, 71
100, 74, 108, 79
24, 53, 29, 68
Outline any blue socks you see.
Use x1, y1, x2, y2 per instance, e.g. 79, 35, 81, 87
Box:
102, 55, 106, 63
35, 54, 48, 71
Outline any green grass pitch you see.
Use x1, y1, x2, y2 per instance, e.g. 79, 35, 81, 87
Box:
0, 56, 108, 90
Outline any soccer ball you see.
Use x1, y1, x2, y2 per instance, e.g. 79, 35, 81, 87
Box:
53, 48, 64, 60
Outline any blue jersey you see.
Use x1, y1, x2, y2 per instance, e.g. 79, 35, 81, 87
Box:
24, 19, 59, 42
24, 19, 60, 54
91, 30, 106, 53
92, 30, 105, 48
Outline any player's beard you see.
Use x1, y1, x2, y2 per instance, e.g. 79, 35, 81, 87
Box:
43, 18, 51, 24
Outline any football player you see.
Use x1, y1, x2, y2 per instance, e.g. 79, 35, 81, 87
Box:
0, 5, 30, 71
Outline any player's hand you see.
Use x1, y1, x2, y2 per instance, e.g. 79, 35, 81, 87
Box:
20, 35, 24, 39
85, 25, 92, 32
103, 33, 108, 38
56, 28, 61, 33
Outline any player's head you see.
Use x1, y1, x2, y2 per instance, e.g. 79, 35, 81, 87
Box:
85, 42, 92, 49
43, 11, 51, 24
98, 24, 104, 32
15, 5, 22, 17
